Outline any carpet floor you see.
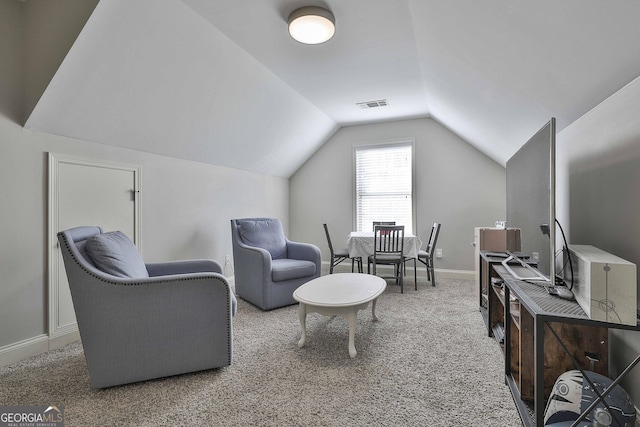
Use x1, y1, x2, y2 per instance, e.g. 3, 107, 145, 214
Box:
0, 271, 523, 426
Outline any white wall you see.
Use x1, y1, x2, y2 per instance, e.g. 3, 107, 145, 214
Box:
557, 76, 640, 407
0, 117, 288, 360
289, 117, 507, 274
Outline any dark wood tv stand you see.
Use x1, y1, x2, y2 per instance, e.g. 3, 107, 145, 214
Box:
478, 251, 640, 427
478, 252, 536, 338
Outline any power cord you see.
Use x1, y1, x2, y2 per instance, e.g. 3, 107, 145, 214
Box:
555, 219, 574, 290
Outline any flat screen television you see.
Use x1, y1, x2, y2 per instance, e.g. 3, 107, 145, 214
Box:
506, 118, 556, 283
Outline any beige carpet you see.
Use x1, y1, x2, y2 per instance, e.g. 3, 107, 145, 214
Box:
0, 270, 522, 426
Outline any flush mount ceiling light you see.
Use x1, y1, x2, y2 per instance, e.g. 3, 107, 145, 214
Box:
288, 6, 335, 45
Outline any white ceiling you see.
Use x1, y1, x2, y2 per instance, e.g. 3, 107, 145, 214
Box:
25, 0, 640, 177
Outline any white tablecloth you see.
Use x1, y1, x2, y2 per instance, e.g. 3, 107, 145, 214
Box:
346, 231, 423, 259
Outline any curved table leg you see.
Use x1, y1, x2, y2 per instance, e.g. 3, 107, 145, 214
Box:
347, 310, 357, 358
297, 303, 307, 348
371, 298, 380, 321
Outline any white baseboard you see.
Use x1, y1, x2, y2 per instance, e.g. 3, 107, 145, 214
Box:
49, 330, 80, 350
321, 260, 474, 281
0, 335, 49, 367
435, 269, 475, 281
0, 330, 81, 368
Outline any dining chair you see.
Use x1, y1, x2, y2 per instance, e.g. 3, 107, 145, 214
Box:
416, 222, 441, 287
372, 221, 395, 231
323, 223, 362, 273
368, 225, 405, 292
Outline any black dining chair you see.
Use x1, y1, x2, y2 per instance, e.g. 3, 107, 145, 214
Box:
416, 222, 441, 287
323, 223, 362, 274
368, 225, 405, 292
372, 221, 395, 231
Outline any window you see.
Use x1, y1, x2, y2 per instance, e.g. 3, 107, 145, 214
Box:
354, 142, 414, 233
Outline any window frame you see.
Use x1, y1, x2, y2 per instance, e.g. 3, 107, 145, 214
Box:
352, 139, 416, 234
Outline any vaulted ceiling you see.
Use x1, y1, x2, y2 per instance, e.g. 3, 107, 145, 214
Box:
23, 0, 640, 177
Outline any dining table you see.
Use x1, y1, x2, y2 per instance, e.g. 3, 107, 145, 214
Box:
346, 231, 423, 260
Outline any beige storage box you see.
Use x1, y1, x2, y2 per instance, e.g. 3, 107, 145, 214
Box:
475, 227, 521, 253
474, 227, 522, 290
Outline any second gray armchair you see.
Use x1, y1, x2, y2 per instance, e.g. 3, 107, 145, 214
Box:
231, 218, 321, 310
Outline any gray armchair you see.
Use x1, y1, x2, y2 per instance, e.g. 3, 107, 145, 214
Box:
230, 218, 321, 310
57, 226, 236, 388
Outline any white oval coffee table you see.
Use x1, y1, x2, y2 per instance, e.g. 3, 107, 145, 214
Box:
293, 273, 386, 358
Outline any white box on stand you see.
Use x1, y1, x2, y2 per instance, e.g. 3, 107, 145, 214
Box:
567, 245, 637, 326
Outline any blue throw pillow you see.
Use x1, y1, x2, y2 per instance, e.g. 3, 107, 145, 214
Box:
85, 231, 149, 279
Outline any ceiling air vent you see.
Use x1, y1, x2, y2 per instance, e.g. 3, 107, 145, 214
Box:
357, 99, 389, 109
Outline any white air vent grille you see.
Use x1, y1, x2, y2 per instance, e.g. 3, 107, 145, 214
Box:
357, 99, 389, 109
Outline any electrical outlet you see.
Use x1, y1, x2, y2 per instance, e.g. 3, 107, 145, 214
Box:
435, 248, 443, 259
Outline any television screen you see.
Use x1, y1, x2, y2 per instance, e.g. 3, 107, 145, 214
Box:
506, 118, 556, 282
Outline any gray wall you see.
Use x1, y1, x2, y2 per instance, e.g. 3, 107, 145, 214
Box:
289, 117, 507, 274
0, 0, 288, 362
557, 76, 640, 407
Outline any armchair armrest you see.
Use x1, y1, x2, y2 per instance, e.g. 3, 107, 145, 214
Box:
287, 240, 321, 264
146, 259, 223, 277
232, 238, 273, 277
84, 270, 237, 316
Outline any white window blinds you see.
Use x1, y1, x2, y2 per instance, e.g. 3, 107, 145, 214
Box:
355, 143, 413, 233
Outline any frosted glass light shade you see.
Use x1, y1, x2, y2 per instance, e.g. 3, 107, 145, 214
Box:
288, 7, 335, 44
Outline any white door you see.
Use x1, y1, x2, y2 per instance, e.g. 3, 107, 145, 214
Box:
48, 153, 140, 343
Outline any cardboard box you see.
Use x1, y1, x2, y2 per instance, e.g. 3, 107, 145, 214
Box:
477, 227, 521, 252
567, 245, 637, 326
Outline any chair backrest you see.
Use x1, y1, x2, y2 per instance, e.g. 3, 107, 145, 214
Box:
323, 223, 335, 256
232, 218, 287, 259
372, 221, 395, 231
426, 223, 441, 257
373, 225, 405, 258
